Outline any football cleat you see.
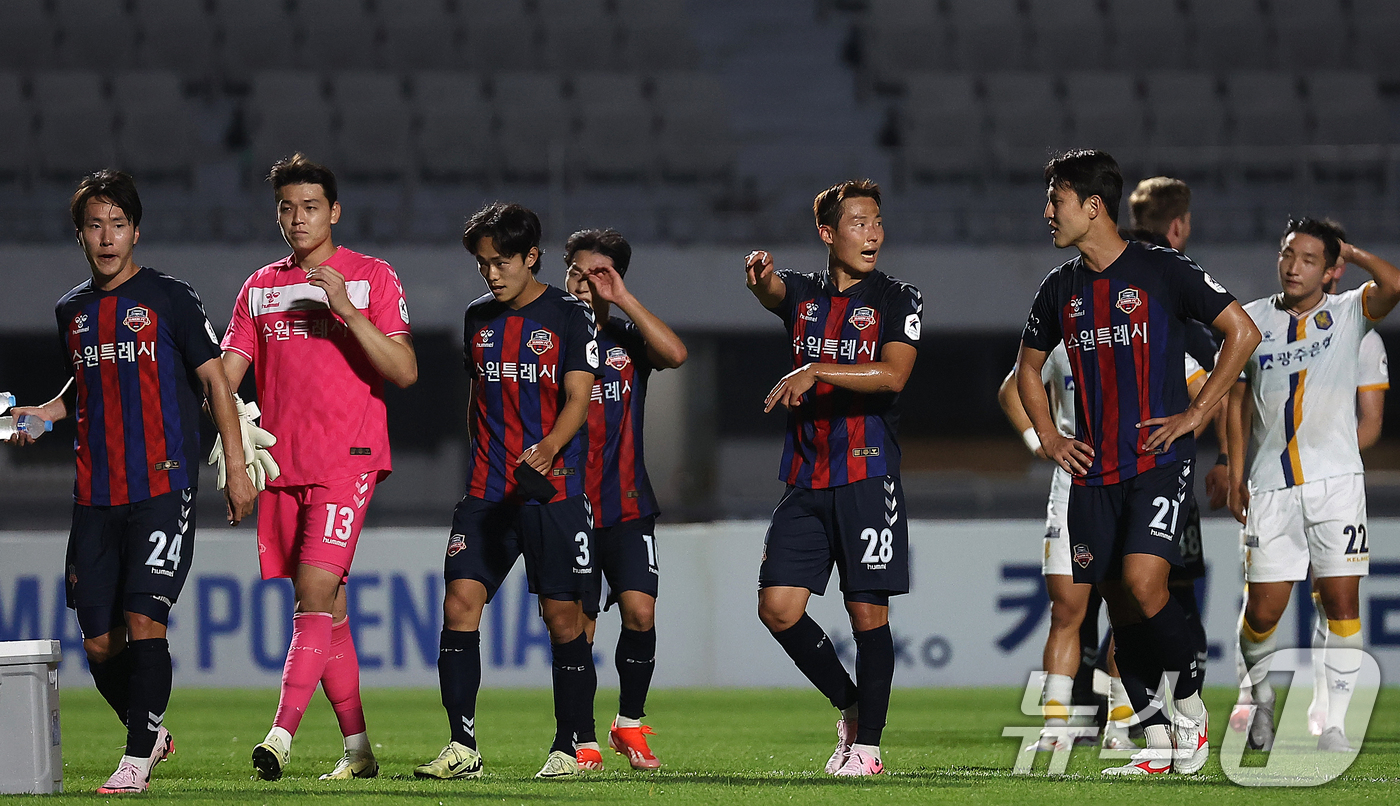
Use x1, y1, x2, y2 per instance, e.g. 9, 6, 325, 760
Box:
414, 742, 483, 780
535, 750, 582, 779
824, 719, 857, 774
609, 722, 660, 770
96, 760, 149, 794
833, 748, 884, 777
576, 742, 604, 771
1246, 701, 1274, 751
1308, 702, 1328, 737
1228, 702, 1253, 734
1171, 712, 1209, 774
320, 750, 379, 780
252, 731, 290, 781
1035, 728, 1070, 753
1102, 748, 1173, 775
150, 727, 175, 771
1318, 727, 1353, 753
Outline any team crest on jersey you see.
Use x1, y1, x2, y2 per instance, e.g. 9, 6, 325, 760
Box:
1314, 310, 1334, 330
1072, 544, 1093, 568
1115, 288, 1142, 315
606, 346, 631, 370
447, 533, 467, 557
72, 313, 89, 334
527, 329, 554, 356
122, 306, 151, 332
476, 328, 494, 348
849, 306, 877, 330
1068, 296, 1085, 317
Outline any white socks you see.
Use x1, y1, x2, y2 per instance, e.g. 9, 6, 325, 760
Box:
1324, 620, 1364, 732
840, 705, 859, 725
122, 754, 154, 775
851, 742, 880, 760
1239, 617, 1278, 705
1144, 724, 1171, 749
344, 731, 370, 755
1311, 593, 1329, 713
1174, 692, 1205, 721
1043, 673, 1073, 725
614, 715, 642, 729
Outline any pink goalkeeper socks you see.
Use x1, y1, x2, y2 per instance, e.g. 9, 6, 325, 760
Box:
272, 612, 334, 736
323, 617, 367, 737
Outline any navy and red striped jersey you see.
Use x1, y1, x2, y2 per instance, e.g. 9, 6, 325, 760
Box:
766, 269, 923, 489
55, 267, 222, 506
1022, 240, 1236, 486
463, 285, 602, 503
583, 317, 660, 527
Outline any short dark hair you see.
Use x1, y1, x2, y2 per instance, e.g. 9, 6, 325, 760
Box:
1128, 176, 1191, 235
267, 152, 338, 204
70, 169, 142, 229
463, 202, 543, 271
813, 179, 881, 229
1044, 149, 1123, 223
564, 228, 632, 278
1283, 216, 1346, 267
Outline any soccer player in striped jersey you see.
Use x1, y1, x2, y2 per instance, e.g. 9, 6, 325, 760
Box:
418, 203, 603, 782
1226, 218, 1400, 753
1017, 150, 1261, 775
223, 155, 419, 782
7, 170, 256, 794
562, 229, 688, 771
999, 346, 1209, 753
745, 179, 922, 777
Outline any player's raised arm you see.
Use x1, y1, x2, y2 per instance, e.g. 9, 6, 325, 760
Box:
1016, 345, 1094, 476
587, 263, 687, 369
306, 264, 419, 388
1141, 301, 1261, 453
745, 250, 785, 309
1349, 242, 1400, 321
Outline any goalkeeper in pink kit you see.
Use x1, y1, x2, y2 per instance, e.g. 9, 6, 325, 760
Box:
214, 154, 418, 781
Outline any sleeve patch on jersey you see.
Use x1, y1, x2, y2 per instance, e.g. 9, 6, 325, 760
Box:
1201, 271, 1227, 294
204, 319, 219, 344
586, 339, 600, 368
904, 313, 921, 341
399, 297, 411, 325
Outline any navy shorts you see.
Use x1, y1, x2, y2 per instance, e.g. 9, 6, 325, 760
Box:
759, 475, 910, 604
1067, 459, 1194, 585
1170, 493, 1206, 583
66, 488, 196, 638
444, 494, 595, 603
589, 515, 660, 615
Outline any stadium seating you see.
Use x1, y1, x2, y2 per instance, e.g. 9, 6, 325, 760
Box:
218, 0, 298, 75
0, 73, 32, 182
413, 71, 493, 181
0, 1, 55, 72
112, 70, 197, 181
53, 0, 138, 72
333, 72, 413, 179
898, 72, 983, 180
1104, 0, 1190, 71
32, 71, 115, 180
381, 1, 461, 71
248, 71, 334, 176
136, 0, 219, 76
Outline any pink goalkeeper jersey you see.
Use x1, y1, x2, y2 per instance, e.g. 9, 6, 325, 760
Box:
222, 246, 411, 487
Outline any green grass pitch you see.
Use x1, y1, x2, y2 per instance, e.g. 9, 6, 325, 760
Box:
18, 686, 1400, 804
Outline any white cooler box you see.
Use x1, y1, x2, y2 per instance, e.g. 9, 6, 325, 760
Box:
0, 640, 62, 794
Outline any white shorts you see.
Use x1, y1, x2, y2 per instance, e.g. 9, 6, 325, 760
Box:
1243, 473, 1369, 583
1042, 467, 1073, 577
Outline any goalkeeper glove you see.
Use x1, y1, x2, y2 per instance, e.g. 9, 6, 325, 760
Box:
208, 394, 281, 491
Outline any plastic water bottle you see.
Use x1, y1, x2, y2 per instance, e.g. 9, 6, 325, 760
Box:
0, 414, 52, 440
0, 392, 13, 415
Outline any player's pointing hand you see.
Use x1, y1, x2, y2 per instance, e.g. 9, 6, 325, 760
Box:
1041, 431, 1095, 476
745, 250, 774, 289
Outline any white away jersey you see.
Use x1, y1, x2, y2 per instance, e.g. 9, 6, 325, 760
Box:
1241, 284, 1381, 492
1359, 329, 1389, 392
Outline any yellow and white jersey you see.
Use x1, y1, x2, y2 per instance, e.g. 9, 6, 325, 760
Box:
1241, 284, 1381, 492
1041, 342, 1078, 438
1359, 329, 1389, 392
